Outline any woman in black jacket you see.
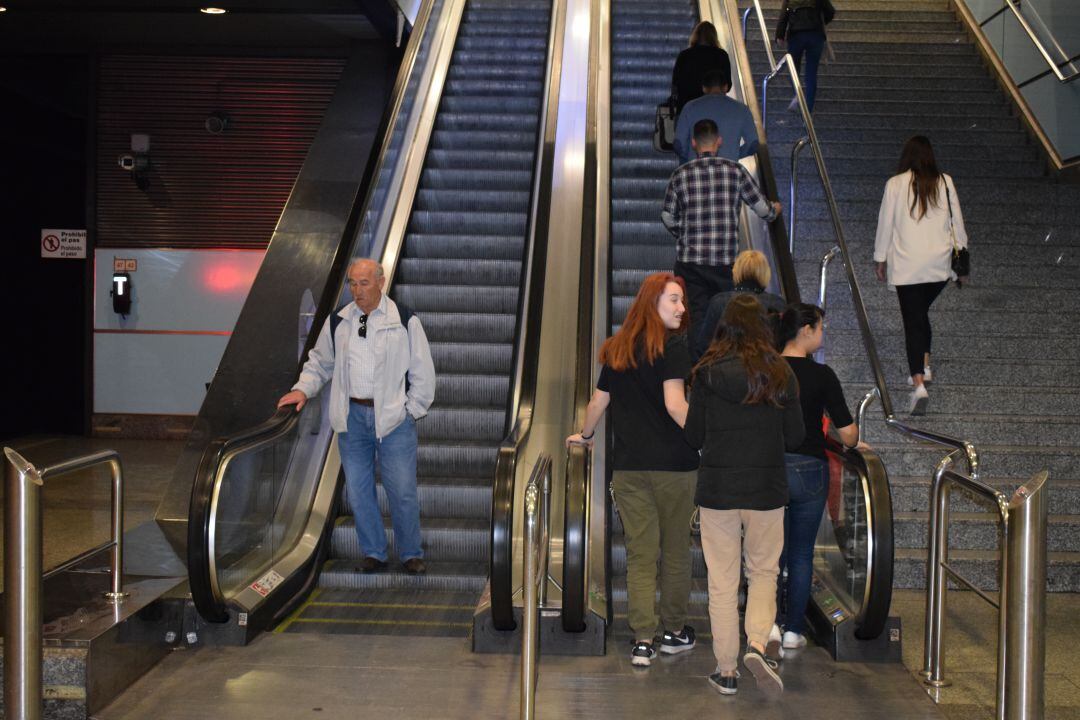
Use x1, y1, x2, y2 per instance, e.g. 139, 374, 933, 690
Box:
686, 294, 804, 698
671, 21, 732, 113
775, 0, 835, 112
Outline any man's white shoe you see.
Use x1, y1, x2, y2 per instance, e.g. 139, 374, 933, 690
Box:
909, 384, 930, 415
782, 631, 807, 650
767, 624, 785, 661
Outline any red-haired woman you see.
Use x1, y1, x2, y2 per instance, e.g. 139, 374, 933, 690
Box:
687, 295, 804, 697
567, 273, 699, 668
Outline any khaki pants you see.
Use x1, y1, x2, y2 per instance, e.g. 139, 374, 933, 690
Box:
699, 506, 785, 672
612, 470, 697, 642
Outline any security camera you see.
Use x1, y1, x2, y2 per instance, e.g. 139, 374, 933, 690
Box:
118, 154, 136, 170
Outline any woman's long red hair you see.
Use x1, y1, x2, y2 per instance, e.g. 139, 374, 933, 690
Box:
599, 273, 688, 371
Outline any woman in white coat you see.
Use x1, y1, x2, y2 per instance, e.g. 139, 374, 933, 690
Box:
873, 136, 968, 415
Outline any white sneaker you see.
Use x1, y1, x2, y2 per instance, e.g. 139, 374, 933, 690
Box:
909, 384, 929, 415
782, 631, 807, 650
766, 624, 785, 661
907, 366, 932, 386
786, 96, 800, 113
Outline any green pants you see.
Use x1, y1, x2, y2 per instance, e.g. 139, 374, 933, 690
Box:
612, 469, 697, 642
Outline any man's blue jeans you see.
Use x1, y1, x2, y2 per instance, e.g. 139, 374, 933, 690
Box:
338, 403, 423, 562
779, 452, 828, 635
788, 30, 826, 112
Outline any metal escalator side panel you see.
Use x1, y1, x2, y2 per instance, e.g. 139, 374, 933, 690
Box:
185, 0, 468, 628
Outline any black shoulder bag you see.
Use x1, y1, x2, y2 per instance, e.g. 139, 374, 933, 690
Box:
944, 181, 970, 285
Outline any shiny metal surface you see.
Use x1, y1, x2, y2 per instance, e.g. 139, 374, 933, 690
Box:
491, 0, 568, 631
952, 0, 1071, 170
521, 456, 552, 720
1001, 0, 1079, 84
4, 448, 44, 720
856, 388, 877, 446
789, 136, 811, 253
1004, 471, 1048, 720
922, 452, 1048, 719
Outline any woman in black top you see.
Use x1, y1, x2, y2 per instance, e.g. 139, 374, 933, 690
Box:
775, 0, 835, 112
686, 295, 803, 697
671, 21, 732, 113
567, 273, 699, 668
776, 303, 862, 651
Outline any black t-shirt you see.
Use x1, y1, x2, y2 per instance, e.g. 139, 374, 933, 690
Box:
784, 355, 854, 459
597, 334, 700, 472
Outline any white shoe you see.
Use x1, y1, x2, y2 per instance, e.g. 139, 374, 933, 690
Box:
782, 631, 807, 650
907, 366, 932, 386
786, 96, 800, 113
767, 624, 785, 661
909, 384, 929, 415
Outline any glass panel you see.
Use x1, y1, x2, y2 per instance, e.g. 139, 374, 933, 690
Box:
1021, 72, 1080, 160
814, 454, 869, 611
1016, 0, 1080, 71
214, 388, 333, 599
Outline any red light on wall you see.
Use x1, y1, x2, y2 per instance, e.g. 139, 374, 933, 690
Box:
202, 263, 256, 293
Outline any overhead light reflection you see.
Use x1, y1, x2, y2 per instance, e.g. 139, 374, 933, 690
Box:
200, 7, 228, 14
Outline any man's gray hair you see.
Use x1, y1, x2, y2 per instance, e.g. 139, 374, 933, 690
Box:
347, 258, 385, 278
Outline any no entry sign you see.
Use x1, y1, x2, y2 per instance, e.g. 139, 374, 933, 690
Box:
41, 229, 86, 259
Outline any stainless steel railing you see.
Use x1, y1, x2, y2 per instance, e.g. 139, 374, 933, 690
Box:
742, 0, 981, 479
924, 450, 1048, 720
520, 455, 552, 720
1001, 0, 1080, 84
3, 447, 128, 720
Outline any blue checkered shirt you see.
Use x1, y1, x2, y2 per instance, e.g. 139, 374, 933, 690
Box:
662, 153, 778, 266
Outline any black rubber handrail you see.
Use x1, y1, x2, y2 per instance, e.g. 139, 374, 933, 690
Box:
561, 445, 589, 632
186, 0, 442, 624
488, 0, 564, 633
824, 438, 895, 640
188, 407, 299, 622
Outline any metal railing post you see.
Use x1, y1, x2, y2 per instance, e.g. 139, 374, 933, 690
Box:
521, 480, 539, 720
789, 136, 810, 253
1003, 472, 1048, 720
4, 448, 45, 720
923, 451, 956, 687
855, 388, 877, 446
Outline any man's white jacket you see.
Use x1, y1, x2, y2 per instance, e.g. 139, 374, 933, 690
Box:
292, 297, 435, 439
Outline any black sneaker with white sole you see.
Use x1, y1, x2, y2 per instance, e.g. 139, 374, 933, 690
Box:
659, 625, 696, 655
631, 641, 657, 667
743, 645, 783, 697
707, 670, 739, 695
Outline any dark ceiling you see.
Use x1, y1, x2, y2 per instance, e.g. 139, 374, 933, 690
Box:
0, 1, 390, 53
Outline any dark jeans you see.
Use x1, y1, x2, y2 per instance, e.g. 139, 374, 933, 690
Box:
896, 281, 947, 378
788, 30, 826, 111
674, 261, 733, 346
778, 453, 828, 635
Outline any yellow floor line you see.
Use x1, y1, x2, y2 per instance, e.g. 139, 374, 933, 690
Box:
291, 617, 472, 628
309, 601, 474, 611
274, 587, 323, 634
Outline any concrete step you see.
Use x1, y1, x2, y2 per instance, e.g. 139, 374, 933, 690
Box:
829, 355, 1080, 391
894, 548, 1080, 591
890, 475, 1080, 514
872, 442, 1080, 482
861, 412, 1080, 448
893, 511, 1080, 552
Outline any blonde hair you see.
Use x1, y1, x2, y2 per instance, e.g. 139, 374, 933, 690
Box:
689, 21, 719, 47
733, 250, 771, 288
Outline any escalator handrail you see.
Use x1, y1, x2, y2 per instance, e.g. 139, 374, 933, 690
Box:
823, 438, 895, 639
738, 0, 981, 480
561, 445, 589, 632
488, 0, 566, 633
187, 0, 448, 623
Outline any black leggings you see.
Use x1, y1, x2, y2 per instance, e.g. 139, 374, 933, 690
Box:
896, 281, 947, 377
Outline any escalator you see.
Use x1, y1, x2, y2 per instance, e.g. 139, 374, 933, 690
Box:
590, 0, 897, 657
185, 0, 557, 641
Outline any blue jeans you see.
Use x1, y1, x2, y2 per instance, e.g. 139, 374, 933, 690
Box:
779, 453, 827, 635
788, 31, 826, 112
338, 403, 423, 562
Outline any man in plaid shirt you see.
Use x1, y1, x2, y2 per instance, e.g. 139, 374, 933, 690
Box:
662, 118, 782, 343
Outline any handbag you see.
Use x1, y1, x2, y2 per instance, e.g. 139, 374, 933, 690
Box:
944, 182, 970, 282
652, 95, 677, 153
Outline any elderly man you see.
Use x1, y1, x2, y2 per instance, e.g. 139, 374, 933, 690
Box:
278, 258, 435, 574
662, 118, 781, 345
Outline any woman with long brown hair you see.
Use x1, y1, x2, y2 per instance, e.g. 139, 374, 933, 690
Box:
686, 294, 804, 697
873, 135, 968, 415
670, 20, 732, 113
567, 273, 699, 667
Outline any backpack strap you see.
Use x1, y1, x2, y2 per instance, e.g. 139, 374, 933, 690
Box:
330, 299, 417, 392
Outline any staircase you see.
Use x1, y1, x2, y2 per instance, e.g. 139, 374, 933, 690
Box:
745, 0, 1080, 591
282, 0, 552, 634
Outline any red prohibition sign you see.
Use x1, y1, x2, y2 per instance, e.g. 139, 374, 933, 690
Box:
42, 234, 61, 253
